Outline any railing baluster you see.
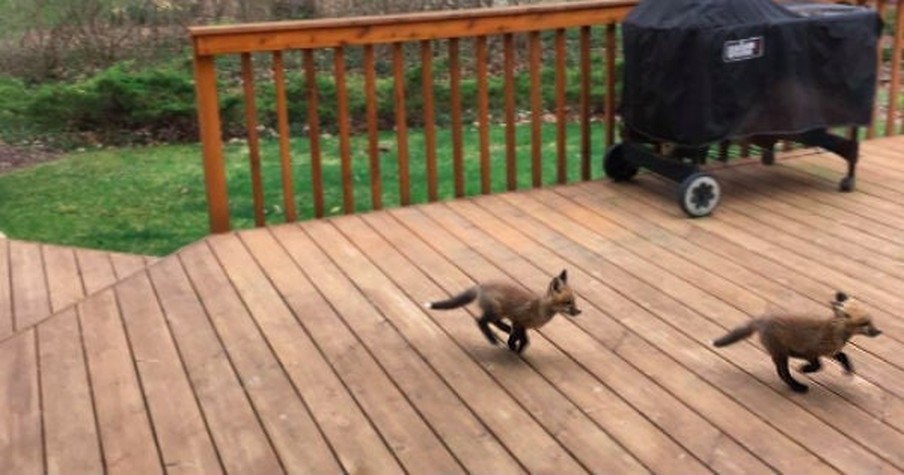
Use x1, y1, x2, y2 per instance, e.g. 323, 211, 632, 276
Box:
580, 26, 592, 181
421, 40, 438, 202
867, 0, 887, 139
504, 33, 517, 191
896, 2, 904, 134
193, 54, 230, 233
605, 23, 617, 150
555, 28, 567, 184
334, 46, 354, 214
364, 45, 382, 210
448, 39, 465, 198
272, 51, 297, 223
529, 31, 542, 187
888, 2, 903, 135
240, 53, 265, 227
393, 43, 411, 206
476, 35, 491, 195
302, 49, 324, 218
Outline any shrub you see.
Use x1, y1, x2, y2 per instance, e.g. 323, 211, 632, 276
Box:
17, 60, 243, 146
1, 47, 622, 148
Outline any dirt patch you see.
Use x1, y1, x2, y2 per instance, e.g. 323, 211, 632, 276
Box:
0, 141, 61, 175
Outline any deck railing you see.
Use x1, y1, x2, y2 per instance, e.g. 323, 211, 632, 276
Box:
191, 0, 903, 233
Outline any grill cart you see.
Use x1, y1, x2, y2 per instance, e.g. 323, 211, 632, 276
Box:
605, 0, 882, 217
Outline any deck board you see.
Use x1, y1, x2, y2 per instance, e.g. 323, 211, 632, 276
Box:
79, 289, 163, 475
0, 241, 156, 340
10, 240, 51, 330
37, 309, 103, 475
0, 239, 12, 339
4, 136, 904, 474
115, 272, 223, 475
184, 240, 342, 474
149, 255, 283, 474
0, 330, 42, 474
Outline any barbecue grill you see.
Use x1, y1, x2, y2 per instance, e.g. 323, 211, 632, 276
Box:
605, 0, 882, 217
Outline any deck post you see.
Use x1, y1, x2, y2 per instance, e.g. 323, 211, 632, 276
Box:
193, 52, 231, 233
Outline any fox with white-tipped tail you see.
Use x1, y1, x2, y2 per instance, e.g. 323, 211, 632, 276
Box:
425, 270, 581, 354
713, 291, 881, 393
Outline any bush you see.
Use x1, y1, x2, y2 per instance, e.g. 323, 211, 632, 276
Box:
0, 77, 38, 142
0, 46, 622, 149
12, 60, 243, 147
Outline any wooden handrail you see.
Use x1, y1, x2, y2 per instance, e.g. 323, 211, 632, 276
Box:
192, 0, 902, 233
190, 1, 635, 53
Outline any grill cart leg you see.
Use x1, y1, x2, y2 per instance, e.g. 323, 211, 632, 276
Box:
794, 128, 858, 192
753, 129, 858, 191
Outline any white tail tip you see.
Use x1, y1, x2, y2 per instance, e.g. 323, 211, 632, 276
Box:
423, 302, 433, 309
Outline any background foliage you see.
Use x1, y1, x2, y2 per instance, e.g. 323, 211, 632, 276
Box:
0, 0, 586, 148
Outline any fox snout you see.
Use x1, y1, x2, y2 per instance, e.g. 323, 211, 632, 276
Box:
567, 307, 582, 317
865, 325, 882, 337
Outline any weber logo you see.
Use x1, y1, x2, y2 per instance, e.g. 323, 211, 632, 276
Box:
723, 37, 764, 62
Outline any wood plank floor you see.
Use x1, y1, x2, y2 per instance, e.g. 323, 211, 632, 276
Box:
3, 136, 904, 474
0, 240, 157, 341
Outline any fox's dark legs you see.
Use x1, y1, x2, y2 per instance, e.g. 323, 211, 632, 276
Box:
478, 311, 512, 345
491, 320, 512, 333
477, 312, 526, 352
478, 312, 502, 345
833, 352, 853, 374
800, 358, 822, 373
773, 354, 808, 393
507, 325, 529, 354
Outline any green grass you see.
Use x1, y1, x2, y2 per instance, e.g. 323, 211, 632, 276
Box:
0, 144, 211, 255
0, 122, 611, 255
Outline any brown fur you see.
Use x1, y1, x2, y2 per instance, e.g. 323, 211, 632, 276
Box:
713, 292, 881, 393
426, 270, 581, 353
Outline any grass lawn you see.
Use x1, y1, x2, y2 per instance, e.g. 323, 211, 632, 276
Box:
0, 122, 612, 255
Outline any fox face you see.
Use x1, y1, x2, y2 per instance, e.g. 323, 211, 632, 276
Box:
547, 270, 581, 317
832, 291, 882, 337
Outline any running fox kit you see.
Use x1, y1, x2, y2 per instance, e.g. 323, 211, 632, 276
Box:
713, 291, 882, 393
425, 270, 581, 353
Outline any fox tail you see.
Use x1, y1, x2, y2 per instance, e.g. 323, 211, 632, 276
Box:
713, 321, 758, 347
425, 287, 478, 310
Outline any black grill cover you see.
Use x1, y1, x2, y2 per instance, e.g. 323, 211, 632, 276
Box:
620, 0, 882, 146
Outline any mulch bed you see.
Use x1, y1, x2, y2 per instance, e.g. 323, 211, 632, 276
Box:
0, 141, 61, 175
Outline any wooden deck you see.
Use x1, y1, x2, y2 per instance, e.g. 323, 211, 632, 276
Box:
4, 136, 904, 474
0, 241, 157, 341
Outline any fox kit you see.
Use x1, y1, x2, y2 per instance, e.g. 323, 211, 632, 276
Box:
425, 270, 581, 353
713, 291, 881, 393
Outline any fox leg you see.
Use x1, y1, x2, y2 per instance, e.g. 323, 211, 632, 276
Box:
799, 358, 822, 373
478, 312, 502, 345
773, 354, 808, 393
833, 352, 853, 374
491, 320, 512, 334
507, 325, 529, 354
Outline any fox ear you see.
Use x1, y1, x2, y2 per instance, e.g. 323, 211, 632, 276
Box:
550, 272, 566, 293
558, 269, 568, 283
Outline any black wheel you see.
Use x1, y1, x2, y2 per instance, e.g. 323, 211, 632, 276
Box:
839, 176, 855, 192
678, 172, 720, 218
604, 143, 639, 182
